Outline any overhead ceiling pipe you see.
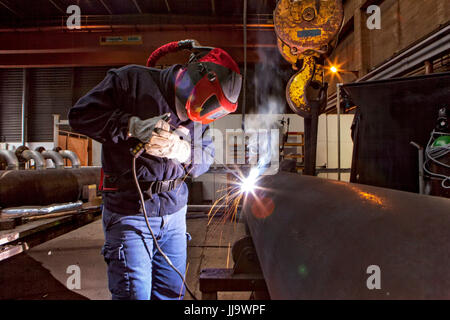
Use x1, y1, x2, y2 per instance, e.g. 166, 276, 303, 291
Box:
59, 150, 81, 168
21, 150, 45, 170
0, 150, 19, 170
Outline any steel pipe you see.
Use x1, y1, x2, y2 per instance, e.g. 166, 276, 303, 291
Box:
59, 150, 81, 168
243, 172, 450, 299
41, 150, 64, 169
1, 201, 83, 217
0, 150, 19, 170
21, 150, 45, 170
0, 167, 100, 208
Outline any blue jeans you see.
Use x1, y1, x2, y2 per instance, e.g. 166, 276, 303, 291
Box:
101, 205, 190, 300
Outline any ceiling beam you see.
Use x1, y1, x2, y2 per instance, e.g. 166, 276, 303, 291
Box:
0, 27, 276, 67
0, 49, 264, 68
48, 0, 64, 14
99, 0, 113, 15
164, 0, 171, 13
0, 0, 23, 18
131, 0, 143, 14
211, 0, 216, 15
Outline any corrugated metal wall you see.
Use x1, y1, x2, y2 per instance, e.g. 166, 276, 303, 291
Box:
28, 68, 74, 142
0, 69, 23, 142
0, 66, 111, 142
73, 66, 111, 103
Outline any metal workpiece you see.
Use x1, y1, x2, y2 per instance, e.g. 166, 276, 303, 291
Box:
243, 172, 450, 299
0, 150, 19, 170
58, 150, 81, 168
40, 150, 64, 169
0, 167, 100, 209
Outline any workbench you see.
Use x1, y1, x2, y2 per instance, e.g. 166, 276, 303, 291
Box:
0, 204, 102, 262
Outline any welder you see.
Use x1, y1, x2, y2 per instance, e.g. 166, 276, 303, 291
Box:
68, 40, 242, 300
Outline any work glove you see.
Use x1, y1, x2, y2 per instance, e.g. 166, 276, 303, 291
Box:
145, 126, 191, 163
127, 113, 171, 143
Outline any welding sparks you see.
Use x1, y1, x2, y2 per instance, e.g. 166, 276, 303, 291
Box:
239, 167, 259, 193
206, 167, 264, 228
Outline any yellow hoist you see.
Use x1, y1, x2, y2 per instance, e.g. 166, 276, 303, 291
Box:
274, 0, 343, 175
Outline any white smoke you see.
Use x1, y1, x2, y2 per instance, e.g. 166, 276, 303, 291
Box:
244, 44, 287, 176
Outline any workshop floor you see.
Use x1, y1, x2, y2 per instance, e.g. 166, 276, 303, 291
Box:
0, 213, 250, 300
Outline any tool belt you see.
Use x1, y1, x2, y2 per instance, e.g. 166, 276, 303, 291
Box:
102, 173, 183, 199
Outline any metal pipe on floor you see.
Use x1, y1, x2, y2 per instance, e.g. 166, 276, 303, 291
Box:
243, 172, 450, 299
0, 150, 19, 170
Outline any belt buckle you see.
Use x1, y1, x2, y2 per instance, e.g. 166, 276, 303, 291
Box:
154, 181, 163, 194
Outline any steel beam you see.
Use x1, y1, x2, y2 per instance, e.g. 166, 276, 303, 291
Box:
0, 0, 22, 18
0, 27, 274, 67
48, 0, 64, 14
164, 0, 171, 13
210, 0, 215, 15
99, 0, 113, 15
244, 172, 450, 299
131, 0, 143, 14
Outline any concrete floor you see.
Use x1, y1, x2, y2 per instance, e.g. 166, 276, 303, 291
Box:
0, 213, 251, 300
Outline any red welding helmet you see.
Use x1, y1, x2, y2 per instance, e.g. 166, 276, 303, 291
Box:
175, 48, 242, 124
147, 41, 242, 124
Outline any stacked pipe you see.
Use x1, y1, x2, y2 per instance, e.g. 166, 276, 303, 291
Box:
0, 167, 101, 209
0, 146, 81, 170
0, 147, 100, 212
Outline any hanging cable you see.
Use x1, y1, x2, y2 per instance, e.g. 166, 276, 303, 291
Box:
423, 130, 450, 189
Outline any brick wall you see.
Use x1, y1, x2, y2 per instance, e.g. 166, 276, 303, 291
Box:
326, 0, 450, 94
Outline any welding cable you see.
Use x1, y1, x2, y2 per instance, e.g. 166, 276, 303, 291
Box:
131, 157, 198, 300
423, 130, 450, 189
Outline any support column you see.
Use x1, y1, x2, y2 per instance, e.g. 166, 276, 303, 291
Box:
21, 69, 30, 146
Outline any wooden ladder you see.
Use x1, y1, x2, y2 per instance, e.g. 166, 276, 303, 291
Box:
283, 132, 305, 172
